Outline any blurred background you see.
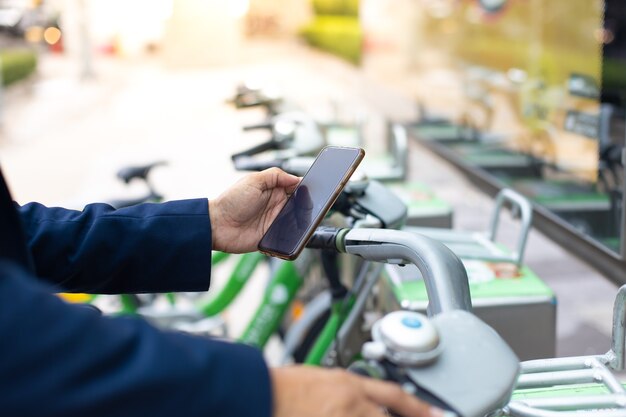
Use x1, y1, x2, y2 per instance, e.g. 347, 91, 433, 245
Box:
1, 0, 625, 361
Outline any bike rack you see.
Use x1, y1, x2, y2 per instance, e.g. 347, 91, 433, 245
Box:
505, 285, 626, 417
406, 188, 533, 266
356, 121, 409, 182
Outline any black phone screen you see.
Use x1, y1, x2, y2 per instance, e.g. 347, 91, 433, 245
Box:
258, 146, 363, 259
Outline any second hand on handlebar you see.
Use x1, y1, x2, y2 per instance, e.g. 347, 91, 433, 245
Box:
306, 226, 520, 417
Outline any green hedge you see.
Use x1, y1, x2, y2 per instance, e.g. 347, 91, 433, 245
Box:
300, 16, 362, 64
312, 0, 359, 16
1, 49, 37, 87
301, 0, 362, 65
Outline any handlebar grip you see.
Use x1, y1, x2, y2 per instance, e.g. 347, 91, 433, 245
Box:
231, 140, 279, 160
242, 122, 273, 131
306, 227, 346, 251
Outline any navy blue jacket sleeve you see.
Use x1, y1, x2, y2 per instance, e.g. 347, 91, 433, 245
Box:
17, 199, 213, 294
0, 260, 273, 417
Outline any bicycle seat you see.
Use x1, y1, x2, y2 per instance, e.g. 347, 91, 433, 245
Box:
117, 161, 167, 184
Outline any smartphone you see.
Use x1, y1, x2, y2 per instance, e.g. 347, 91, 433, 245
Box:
258, 146, 365, 260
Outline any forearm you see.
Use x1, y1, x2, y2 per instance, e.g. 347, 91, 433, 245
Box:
18, 199, 213, 293
0, 260, 272, 417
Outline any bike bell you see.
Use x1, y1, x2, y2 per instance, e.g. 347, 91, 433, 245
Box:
362, 311, 442, 367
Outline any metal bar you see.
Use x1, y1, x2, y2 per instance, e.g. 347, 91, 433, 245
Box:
520, 394, 626, 410
338, 263, 383, 344
413, 136, 626, 286
610, 285, 626, 370
603, 368, 626, 394
487, 188, 534, 265
520, 356, 608, 373
517, 369, 601, 389
508, 402, 626, 417
621, 149, 626, 260
472, 232, 511, 258
517, 358, 624, 393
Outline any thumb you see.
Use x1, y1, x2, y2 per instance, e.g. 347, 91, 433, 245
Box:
258, 168, 300, 191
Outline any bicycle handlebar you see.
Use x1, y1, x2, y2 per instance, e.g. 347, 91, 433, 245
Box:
307, 227, 519, 417
116, 161, 167, 184
231, 139, 285, 161
345, 228, 472, 314
308, 227, 471, 314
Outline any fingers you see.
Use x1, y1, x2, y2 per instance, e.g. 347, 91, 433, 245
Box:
356, 402, 393, 417
358, 377, 436, 417
257, 167, 300, 191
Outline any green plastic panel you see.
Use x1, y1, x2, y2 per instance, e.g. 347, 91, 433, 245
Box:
388, 181, 453, 215
325, 126, 361, 147
387, 260, 554, 303
410, 124, 468, 141
512, 382, 625, 400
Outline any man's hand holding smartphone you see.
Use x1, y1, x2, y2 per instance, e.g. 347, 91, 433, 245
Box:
258, 146, 365, 260
208, 167, 300, 254
209, 146, 363, 257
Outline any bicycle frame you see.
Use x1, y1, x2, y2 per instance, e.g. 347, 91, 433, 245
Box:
238, 250, 313, 347
304, 260, 383, 366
